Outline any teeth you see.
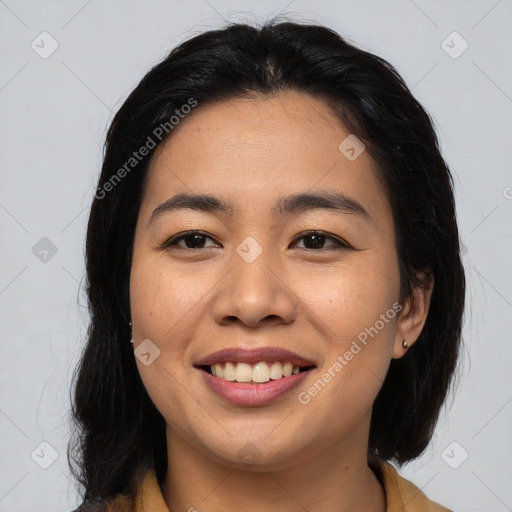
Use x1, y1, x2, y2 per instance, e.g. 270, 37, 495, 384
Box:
235, 362, 252, 382
213, 363, 223, 378
269, 361, 283, 379
223, 361, 236, 381
208, 361, 306, 383
252, 361, 270, 383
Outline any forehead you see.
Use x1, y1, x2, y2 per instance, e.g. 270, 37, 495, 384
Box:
141, 91, 390, 226
150, 91, 349, 174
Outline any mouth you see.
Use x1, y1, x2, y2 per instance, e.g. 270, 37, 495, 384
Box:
197, 361, 316, 384
193, 346, 317, 406
196, 363, 316, 407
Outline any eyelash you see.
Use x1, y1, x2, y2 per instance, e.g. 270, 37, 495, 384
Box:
159, 230, 353, 251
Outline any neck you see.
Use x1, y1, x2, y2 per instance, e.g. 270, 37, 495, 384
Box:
161, 426, 386, 512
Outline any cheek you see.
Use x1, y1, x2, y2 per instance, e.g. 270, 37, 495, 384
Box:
129, 252, 210, 345
129, 255, 209, 431
129, 251, 223, 391
295, 248, 400, 335
297, 251, 400, 399
295, 283, 399, 446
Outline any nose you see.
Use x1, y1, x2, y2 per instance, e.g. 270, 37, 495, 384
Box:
211, 242, 297, 329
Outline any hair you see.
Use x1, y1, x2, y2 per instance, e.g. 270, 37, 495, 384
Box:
68, 18, 466, 508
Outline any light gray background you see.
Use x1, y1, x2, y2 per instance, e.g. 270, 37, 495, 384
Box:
1, 1, 511, 511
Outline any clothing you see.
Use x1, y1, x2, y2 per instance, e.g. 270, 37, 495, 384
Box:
104, 456, 452, 512
368, 455, 452, 511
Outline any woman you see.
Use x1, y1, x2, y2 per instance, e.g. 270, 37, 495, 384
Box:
68, 19, 465, 512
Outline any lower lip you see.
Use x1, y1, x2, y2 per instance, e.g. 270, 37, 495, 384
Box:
199, 368, 314, 406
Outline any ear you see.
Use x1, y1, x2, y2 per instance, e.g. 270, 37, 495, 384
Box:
393, 272, 434, 359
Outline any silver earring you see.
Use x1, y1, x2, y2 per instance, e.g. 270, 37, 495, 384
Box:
402, 339, 408, 349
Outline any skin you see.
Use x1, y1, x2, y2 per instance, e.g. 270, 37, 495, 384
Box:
129, 91, 434, 512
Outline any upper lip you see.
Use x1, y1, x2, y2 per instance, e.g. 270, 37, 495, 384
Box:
194, 346, 316, 368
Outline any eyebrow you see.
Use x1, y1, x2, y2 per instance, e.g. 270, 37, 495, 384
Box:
147, 190, 373, 227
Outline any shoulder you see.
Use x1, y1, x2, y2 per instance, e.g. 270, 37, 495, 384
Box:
72, 493, 134, 512
369, 454, 453, 512
104, 494, 135, 512
105, 466, 166, 512
72, 465, 162, 512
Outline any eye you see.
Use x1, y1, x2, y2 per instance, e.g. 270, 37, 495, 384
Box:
159, 230, 352, 251
291, 231, 352, 251
161, 231, 219, 250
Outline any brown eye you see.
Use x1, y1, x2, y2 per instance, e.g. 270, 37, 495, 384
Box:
162, 231, 219, 250
160, 230, 352, 252
291, 231, 352, 250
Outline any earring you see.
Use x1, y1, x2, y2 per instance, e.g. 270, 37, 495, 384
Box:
402, 339, 408, 349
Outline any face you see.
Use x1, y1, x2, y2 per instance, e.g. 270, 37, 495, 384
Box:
129, 91, 408, 469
